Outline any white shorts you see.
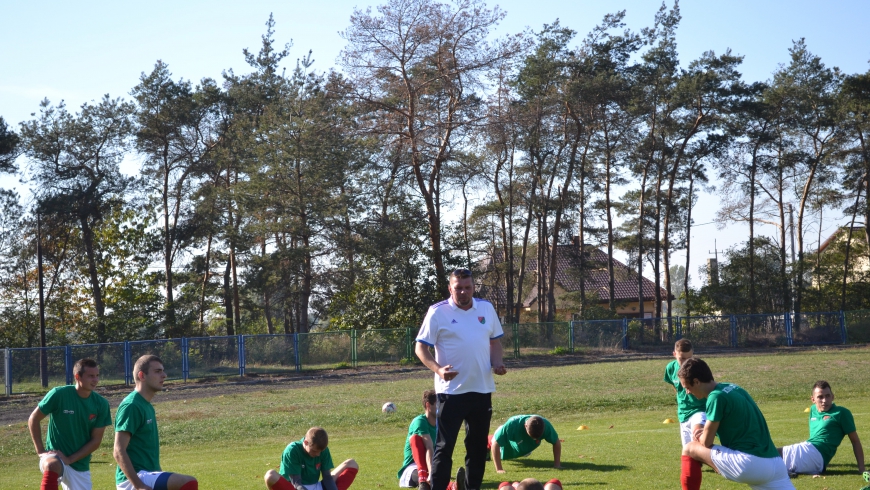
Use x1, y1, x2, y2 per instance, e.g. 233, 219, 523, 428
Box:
116, 470, 173, 490
399, 463, 419, 487
39, 453, 92, 490
781, 441, 824, 475
710, 445, 795, 490
680, 412, 707, 446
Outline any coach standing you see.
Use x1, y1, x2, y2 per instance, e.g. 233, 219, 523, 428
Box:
415, 268, 507, 490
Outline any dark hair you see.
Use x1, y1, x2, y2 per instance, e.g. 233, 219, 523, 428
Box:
423, 389, 436, 408
449, 268, 472, 280
677, 357, 714, 384
307, 426, 329, 449
813, 380, 832, 393
516, 479, 545, 490
73, 358, 98, 378
133, 355, 163, 382
526, 416, 545, 439
674, 339, 693, 353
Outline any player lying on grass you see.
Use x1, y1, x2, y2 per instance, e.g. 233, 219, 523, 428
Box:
398, 390, 437, 490
679, 358, 794, 490
665, 339, 708, 488
488, 415, 561, 473
28, 358, 111, 490
114, 355, 198, 490
265, 426, 359, 490
498, 478, 562, 490
778, 380, 867, 480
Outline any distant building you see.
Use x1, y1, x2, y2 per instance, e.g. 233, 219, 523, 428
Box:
476, 238, 668, 320
812, 226, 869, 286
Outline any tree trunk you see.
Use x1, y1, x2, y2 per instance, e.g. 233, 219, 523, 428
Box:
79, 215, 106, 342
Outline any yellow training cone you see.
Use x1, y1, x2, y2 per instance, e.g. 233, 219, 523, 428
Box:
804, 407, 811, 413
663, 418, 677, 424
577, 425, 590, 430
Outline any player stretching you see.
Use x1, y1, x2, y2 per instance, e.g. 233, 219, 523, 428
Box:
664, 339, 707, 487
398, 390, 438, 490
778, 380, 867, 480
489, 415, 561, 473
113, 355, 198, 490
679, 358, 794, 490
264, 426, 359, 490
498, 478, 562, 490
28, 358, 111, 490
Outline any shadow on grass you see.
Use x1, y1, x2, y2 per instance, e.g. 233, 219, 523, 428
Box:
507, 459, 629, 472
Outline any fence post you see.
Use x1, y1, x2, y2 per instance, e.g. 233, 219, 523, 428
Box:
405, 327, 413, 360
182, 337, 189, 382
4, 348, 11, 396
839, 310, 847, 344
123, 341, 131, 385
675, 317, 682, 340
238, 335, 245, 377
730, 315, 737, 348
785, 312, 794, 347
293, 333, 301, 373
65, 346, 73, 385
351, 329, 358, 368
622, 318, 629, 350
568, 321, 575, 354
512, 324, 520, 359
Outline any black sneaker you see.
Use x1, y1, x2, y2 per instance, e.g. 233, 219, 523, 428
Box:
418, 481, 431, 490
455, 466, 466, 490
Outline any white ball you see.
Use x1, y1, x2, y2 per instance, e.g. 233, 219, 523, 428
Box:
382, 401, 396, 413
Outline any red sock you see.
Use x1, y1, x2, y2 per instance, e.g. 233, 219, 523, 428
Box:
335, 467, 358, 490
180, 480, 198, 490
680, 455, 702, 490
271, 476, 296, 490
409, 435, 429, 481
447, 483, 456, 490
41, 471, 59, 490
546, 478, 562, 489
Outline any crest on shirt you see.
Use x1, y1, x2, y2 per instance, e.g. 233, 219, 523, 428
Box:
89, 413, 96, 421
316, 463, 321, 469
478, 317, 485, 324
823, 415, 831, 420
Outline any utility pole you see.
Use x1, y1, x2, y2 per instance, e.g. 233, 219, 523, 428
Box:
788, 203, 796, 264
37, 213, 48, 388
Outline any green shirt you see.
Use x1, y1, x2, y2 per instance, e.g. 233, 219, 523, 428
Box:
280, 439, 334, 485
493, 415, 559, 460
807, 404, 856, 468
38, 385, 111, 472
114, 391, 161, 484
398, 414, 437, 478
663, 360, 706, 423
706, 383, 779, 458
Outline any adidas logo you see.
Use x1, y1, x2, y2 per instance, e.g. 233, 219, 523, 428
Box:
451, 319, 458, 324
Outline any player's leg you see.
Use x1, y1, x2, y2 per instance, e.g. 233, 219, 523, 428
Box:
679, 413, 707, 490
463, 392, 492, 490
164, 471, 198, 490
409, 434, 431, 484
264, 469, 296, 490
780, 442, 823, 476
331, 458, 359, 490
431, 394, 468, 490
682, 441, 716, 490
58, 467, 92, 490
38, 453, 64, 490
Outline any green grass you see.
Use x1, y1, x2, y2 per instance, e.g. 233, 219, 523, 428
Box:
2, 348, 869, 489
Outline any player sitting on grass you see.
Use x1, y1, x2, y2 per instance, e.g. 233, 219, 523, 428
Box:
28, 358, 111, 490
264, 426, 359, 490
679, 358, 794, 490
498, 478, 562, 490
398, 390, 437, 490
778, 380, 867, 480
664, 339, 707, 486
489, 415, 561, 473
114, 355, 198, 490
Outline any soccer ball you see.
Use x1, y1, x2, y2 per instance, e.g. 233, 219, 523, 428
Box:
382, 402, 396, 413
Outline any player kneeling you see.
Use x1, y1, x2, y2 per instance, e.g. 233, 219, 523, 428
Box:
679, 358, 794, 490
265, 427, 359, 490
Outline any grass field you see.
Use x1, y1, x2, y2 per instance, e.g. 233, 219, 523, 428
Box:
2, 348, 869, 489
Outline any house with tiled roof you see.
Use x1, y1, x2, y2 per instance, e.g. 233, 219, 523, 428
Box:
476, 238, 667, 320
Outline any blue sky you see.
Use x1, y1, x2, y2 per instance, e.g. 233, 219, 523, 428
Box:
2, 0, 868, 286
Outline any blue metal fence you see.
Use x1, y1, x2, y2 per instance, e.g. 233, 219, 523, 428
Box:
4, 309, 870, 395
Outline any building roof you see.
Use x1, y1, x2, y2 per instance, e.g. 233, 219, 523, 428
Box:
476, 243, 667, 308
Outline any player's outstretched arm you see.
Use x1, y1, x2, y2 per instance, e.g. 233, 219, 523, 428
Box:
491, 440, 505, 473
847, 431, 866, 473
423, 433, 435, 473
64, 426, 107, 465
552, 440, 562, 469
114, 431, 151, 490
